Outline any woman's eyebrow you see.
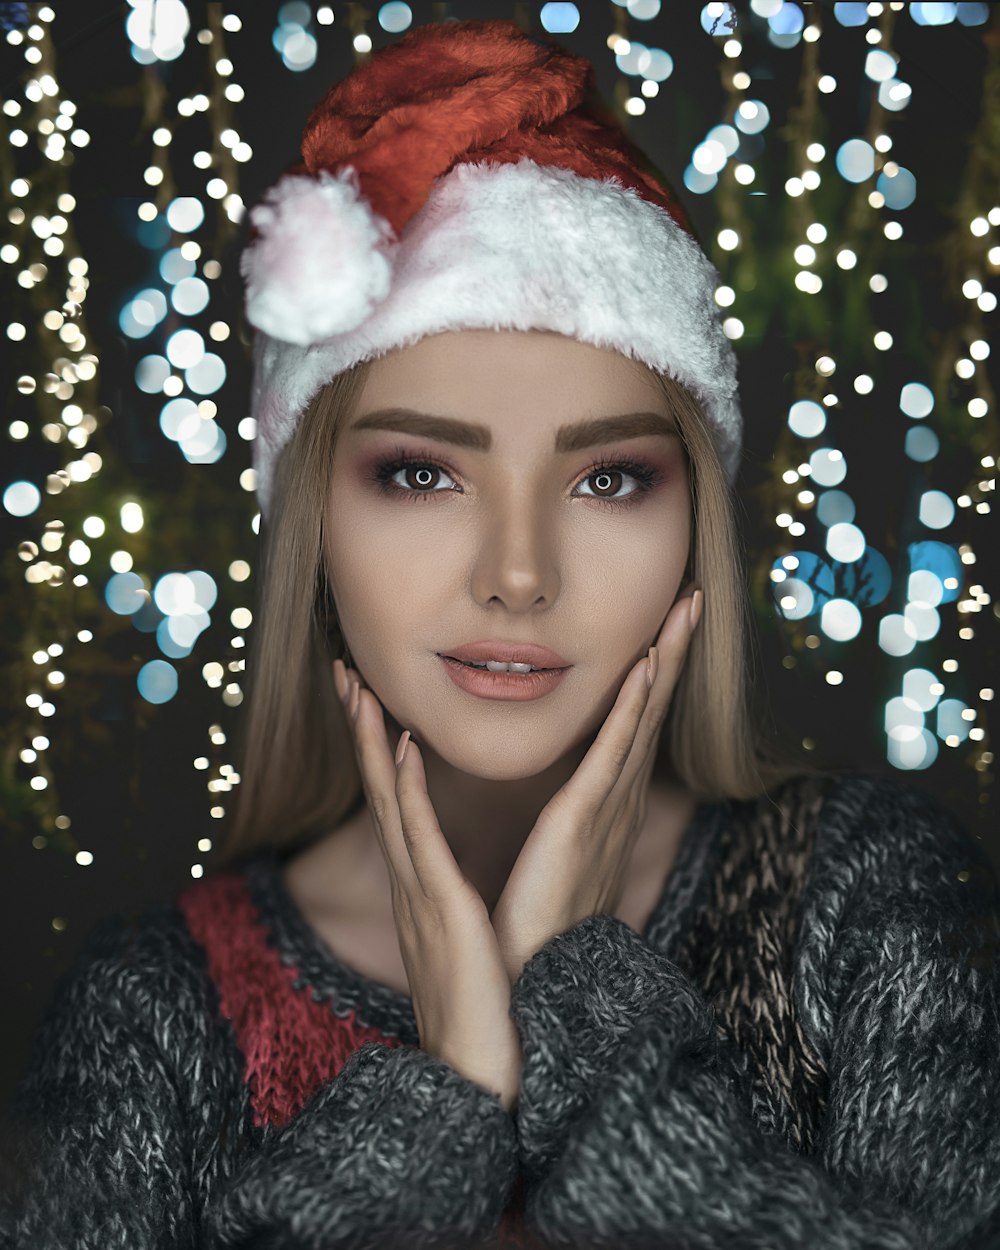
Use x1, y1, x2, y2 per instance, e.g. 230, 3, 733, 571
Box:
347, 407, 677, 451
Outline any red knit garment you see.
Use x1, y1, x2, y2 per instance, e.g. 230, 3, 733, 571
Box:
177, 870, 405, 1132
177, 869, 528, 1246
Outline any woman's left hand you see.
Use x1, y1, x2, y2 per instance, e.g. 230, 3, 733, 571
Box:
489, 586, 704, 988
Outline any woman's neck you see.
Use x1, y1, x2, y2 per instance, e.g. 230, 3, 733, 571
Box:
300, 744, 694, 925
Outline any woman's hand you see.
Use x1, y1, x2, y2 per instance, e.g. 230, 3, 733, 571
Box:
333, 658, 523, 1115
488, 586, 704, 987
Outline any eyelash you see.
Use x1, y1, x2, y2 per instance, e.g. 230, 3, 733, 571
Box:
368, 444, 661, 512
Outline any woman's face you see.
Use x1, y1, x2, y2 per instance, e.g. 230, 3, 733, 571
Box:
324, 328, 692, 781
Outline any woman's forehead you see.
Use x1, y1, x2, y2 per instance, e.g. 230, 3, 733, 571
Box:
352, 330, 668, 429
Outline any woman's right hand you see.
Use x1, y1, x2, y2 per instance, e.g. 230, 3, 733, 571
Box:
333, 658, 523, 1115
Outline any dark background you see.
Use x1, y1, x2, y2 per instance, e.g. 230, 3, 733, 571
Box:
2, 1, 997, 1106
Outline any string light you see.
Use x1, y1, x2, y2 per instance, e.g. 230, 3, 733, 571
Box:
745, 1, 991, 790
4, 2, 994, 875
3, 7, 103, 862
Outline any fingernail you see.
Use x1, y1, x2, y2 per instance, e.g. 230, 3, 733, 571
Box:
646, 646, 658, 690
395, 730, 411, 767
689, 589, 703, 632
349, 681, 360, 721
334, 660, 348, 704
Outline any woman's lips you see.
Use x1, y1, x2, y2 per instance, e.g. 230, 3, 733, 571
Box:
442, 640, 570, 668
439, 655, 570, 701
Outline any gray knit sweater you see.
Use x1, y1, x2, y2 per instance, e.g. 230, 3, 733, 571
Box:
2, 772, 998, 1250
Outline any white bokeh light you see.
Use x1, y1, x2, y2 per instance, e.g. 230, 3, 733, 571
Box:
154, 572, 198, 616
166, 328, 205, 369
918, 490, 955, 530
902, 667, 942, 713
775, 579, 815, 620
878, 613, 917, 657
826, 522, 866, 562
821, 598, 862, 642
809, 448, 848, 487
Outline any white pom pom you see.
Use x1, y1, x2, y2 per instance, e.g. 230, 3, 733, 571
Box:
240, 168, 396, 346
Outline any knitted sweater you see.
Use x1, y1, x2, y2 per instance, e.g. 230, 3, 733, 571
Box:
2, 772, 999, 1250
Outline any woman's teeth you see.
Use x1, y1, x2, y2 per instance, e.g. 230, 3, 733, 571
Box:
460, 660, 543, 673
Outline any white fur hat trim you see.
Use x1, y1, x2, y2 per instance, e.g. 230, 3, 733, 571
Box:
244, 156, 742, 515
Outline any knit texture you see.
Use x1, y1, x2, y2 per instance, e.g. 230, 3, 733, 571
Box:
2, 772, 998, 1250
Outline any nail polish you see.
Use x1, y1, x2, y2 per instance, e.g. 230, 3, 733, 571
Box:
689, 589, 703, 631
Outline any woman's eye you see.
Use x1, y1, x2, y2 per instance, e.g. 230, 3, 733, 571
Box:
387, 462, 458, 494
373, 452, 658, 509
574, 466, 643, 502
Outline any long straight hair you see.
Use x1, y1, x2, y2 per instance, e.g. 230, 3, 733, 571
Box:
214, 354, 832, 872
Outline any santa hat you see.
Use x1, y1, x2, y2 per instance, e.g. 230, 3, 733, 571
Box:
240, 18, 743, 518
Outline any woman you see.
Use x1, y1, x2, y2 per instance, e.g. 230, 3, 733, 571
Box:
5, 19, 998, 1250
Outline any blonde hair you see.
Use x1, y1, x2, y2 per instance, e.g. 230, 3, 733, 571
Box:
214, 354, 831, 872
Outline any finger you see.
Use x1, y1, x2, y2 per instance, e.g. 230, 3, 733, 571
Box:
588, 591, 696, 824
620, 589, 701, 791
394, 734, 469, 906
349, 681, 421, 896
548, 651, 653, 819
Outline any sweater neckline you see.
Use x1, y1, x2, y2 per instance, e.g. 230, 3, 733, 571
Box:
243, 795, 729, 1045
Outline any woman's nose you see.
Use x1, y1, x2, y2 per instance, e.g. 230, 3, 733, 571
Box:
468, 497, 561, 612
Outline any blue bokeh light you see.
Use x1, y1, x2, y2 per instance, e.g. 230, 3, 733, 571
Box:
628, 0, 661, 16
836, 139, 875, 184
900, 381, 934, 418
130, 595, 165, 633
905, 427, 940, 463
878, 78, 913, 113
768, 3, 804, 34
956, 3, 990, 25
378, 3, 413, 33
700, 4, 737, 35
185, 353, 226, 395
877, 166, 916, 211
833, 3, 870, 26
683, 165, 718, 195
119, 288, 168, 338
181, 421, 227, 463
771, 551, 836, 616
165, 197, 204, 234
788, 399, 826, 439
278, 1, 311, 24
816, 490, 856, 527
275, 22, 317, 71
137, 659, 178, 704
830, 547, 892, 607
735, 100, 770, 136
105, 572, 146, 615
615, 40, 651, 75
171, 276, 210, 315
160, 247, 197, 284
908, 541, 962, 604
540, 3, 580, 33
910, 3, 956, 24
4, 480, 42, 517
637, 46, 672, 80
136, 354, 170, 394
136, 213, 170, 250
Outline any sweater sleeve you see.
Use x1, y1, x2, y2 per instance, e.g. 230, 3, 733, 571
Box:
202, 1043, 518, 1250
1, 908, 518, 1250
507, 777, 1000, 1250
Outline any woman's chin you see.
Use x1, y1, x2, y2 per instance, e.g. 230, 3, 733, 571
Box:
414, 733, 582, 783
